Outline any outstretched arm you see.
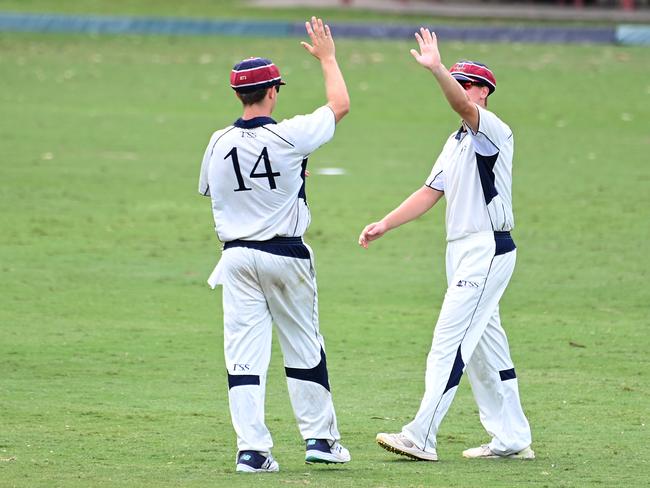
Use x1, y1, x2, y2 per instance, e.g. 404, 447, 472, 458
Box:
358, 186, 443, 249
410, 28, 479, 132
302, 16, 350, 123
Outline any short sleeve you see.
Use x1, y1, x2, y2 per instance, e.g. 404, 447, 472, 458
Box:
198, 138, 212, 196
425, 149, 447, 192
198, 128, 230, 196
468, 105, 512, 157
426, 168, 445, 192
425, 134, 459, 192
424, 158, 445, 192
276, 105, 336, 155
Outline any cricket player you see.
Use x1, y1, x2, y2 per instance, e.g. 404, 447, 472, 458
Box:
359, 28, 534, 461
198, 17, 351, 472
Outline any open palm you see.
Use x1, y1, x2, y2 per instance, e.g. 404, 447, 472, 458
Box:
410, 28, 442, 70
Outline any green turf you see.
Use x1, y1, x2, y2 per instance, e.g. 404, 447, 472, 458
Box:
1, 25, 649, 488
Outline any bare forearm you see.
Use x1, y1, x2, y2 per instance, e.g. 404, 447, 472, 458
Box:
321, 57, 350, 122
301, 18, 349, 123
430, 65, 474, 119
381, 186, 443, 231
410, 28, 477, 128
359, 186, 442, 249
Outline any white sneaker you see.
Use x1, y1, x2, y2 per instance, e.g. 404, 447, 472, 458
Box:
235, 450, 280, 472
376, 432, 438, 461
305, 439, 351, 464
462, 444, 535, 460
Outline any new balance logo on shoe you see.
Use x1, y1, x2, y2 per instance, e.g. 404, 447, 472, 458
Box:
305, 439, 351, 464
236, 450, 280, 473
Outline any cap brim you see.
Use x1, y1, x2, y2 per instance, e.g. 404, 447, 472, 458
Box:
451, 73, 475, 82
232, 79, 285, 93
451, 73, 495, 94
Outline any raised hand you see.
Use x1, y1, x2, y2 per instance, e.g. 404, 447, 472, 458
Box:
410, 27, 442, 71
301, 16, 336, 61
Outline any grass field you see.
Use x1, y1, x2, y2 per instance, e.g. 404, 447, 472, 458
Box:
1, 4, 649, 487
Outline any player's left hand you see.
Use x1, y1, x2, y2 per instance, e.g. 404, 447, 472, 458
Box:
410, 27, 442, 71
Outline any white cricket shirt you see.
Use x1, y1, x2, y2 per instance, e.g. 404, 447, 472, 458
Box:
198, 105, 335, 242
425, 105, 514, 242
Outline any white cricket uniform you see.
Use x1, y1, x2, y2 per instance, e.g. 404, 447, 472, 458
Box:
401, 105, 532, 455
198, 106, 342, 453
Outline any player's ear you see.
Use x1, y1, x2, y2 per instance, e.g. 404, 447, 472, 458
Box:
479, 85, 489, 105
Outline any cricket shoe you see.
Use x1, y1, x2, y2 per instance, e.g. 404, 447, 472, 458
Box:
235, 450, 280, 473
376, 432, 438, 461
462, 444, 535, 460
305, 439, 351, 464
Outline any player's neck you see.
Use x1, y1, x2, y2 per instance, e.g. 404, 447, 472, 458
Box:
241, 103, 273, 121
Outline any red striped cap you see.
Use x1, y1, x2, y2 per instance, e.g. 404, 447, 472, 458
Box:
449, 60, 496, 94
230, 57, 285, 93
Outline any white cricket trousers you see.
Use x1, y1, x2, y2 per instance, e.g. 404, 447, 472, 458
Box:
208, 238, 340, 453
402, 231, 532, 455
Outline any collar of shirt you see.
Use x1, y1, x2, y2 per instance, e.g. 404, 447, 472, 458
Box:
454, 124, 468, 141
233, 116, 277, 129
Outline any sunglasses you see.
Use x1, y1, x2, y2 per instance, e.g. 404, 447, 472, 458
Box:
459, 81, 484, 90
274, 85, 281, 93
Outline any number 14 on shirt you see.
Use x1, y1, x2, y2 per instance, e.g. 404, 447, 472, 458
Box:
225, 146, 281, 192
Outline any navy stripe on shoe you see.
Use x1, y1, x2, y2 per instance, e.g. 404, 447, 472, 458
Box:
499, 368, 517, 381
285, 347, 330, 391
227, 373, 260, 389
306, 439, 331, 453
237, 450, 267, 468
443, 346, 465, 394
494, 231, 516, 256
224, 236, 310, 259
